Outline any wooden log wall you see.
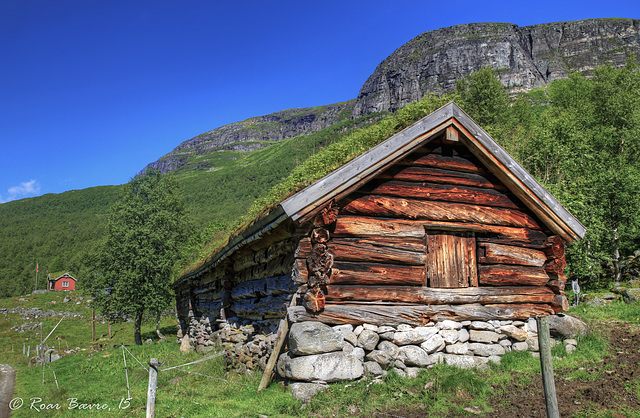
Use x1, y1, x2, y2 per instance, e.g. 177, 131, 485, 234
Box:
290, 134, 569, 324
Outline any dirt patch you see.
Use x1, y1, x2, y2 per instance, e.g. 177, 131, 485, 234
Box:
488, 321, 640, 417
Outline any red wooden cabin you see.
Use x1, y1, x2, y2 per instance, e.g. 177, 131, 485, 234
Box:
48, 272, 77, 291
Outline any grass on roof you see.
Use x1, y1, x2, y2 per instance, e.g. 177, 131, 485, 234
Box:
175, 93, 457, 279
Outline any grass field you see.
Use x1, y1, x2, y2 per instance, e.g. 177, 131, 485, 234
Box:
1, 290, 639, 417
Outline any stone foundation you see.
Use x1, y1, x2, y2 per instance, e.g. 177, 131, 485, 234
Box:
276, 317, 583, 384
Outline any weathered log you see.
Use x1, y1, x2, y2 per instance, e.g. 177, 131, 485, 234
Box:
399, 152, 487, 174
542, 235, 565, 260
544, 257, 566, 274
313, 203, 339, 227
367, 181, 520, 210
334, 216, 548, 241
341, 194, 542, 229
230, 294, 292, 318
550, 294, 569, 313
231, 275, 295, 300
546, 280, 566, 293
330, 261, 425, 286
311, 228, 330, 244
326, 285, 556, 305
232, 239, 298, 272
477, 236, 548, 250
297, 237, 425, 265
478, 243, 547, 267
306, 243, 333, 286
426, 232, 477, 288
235, 253, 295, 284
304, 287, 325, 312
378, 166, 507, 190
292, 259, 308, 285
479, 264, 550, 286
288, 303, 556, 325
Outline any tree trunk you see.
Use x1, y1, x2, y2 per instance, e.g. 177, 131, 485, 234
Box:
612, 227, 622, 282
156, 311, 165, 341
134, 310, 143, 345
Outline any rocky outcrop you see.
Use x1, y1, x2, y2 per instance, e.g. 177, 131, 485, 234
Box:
353, 18, 640, 116
144, 18, 640, 176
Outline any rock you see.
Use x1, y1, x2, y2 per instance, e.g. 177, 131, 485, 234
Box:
499, 325, 528, 342
437, 320, 463, 330
565, 338, 578, 346
421, 334, 446, 354
289, 322, 343, 355
332, 324, 354, 336
512, 342, 529, 351
365, 350, 392, 366
565, 344, 577, 354
468, 343, 505, 357
397, 324, 413, 332
548, 314, 589, 339
392, 327, 438, 346
393, 367, 407, 377
526, 337, 539, 352
290, 382, 328, 403
405, 367, 421, 379
445, 343, 469, 355
343, 345, 365, 360
363, 361, 384, 376
397, 345, 431, 367
440, 329, 460, 344
527, 318, 538, 333
353, 325, 364, 336
443, 354, 489, 369
377, 326, 395, 334
458, 328, 470, 343
357, 329, 379, 351
378, 331, 395, 341
278, 351, 364, 382
469, 330, 499, 343
363, 323, 379, 332
377, 340, 400, 358
145, 339, 153, 344
470, 321, 494, 331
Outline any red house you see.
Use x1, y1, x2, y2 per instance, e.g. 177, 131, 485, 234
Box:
48, 273, 77, 291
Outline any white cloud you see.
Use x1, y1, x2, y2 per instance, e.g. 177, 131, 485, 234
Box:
0, 179, 41, 203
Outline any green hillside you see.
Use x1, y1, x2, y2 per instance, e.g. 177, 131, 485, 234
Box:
0, 113, 378, 298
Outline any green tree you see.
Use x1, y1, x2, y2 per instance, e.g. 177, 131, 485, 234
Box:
456, 67, 508, 127
523, 61, 640, 287
90, 170, 192, 344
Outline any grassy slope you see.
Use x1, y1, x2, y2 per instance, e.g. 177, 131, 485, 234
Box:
2, 290, 639, 417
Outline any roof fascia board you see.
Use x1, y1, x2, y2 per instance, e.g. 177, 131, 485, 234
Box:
280, 103, 456, 221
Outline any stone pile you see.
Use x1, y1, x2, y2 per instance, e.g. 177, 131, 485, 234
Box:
277, 316, 586, 385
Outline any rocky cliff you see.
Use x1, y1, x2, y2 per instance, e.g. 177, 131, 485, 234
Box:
353, 18, 640, 116
145, 18, 640, 174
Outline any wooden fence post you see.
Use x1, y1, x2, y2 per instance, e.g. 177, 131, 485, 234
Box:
146, 358, 158, 418
536, 315, 560, 418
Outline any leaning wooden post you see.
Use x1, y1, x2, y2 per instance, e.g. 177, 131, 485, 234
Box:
146, 358, 158, 418
536, 315, 560, 418
258, 293, 297, 392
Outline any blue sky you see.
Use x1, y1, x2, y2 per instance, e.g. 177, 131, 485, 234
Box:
1, 0, 638, 203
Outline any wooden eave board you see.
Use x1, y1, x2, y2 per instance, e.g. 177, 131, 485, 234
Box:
279, 102, 585, 243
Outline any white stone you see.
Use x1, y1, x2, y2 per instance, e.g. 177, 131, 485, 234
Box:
443, 354, 489, 369
332, 324, 354, 336
365, 350, 392, 365
357, 329, 379, 351
392, 327, 438, 346
527, 318, 538, 333
526, 337, 539, 352
397, 345, 431, 367
499, 339, 512, 347
354, 325, 364, 336
377, 340, 399, 358
469, 330, 499, 343
470, 321, 494, 331
445, 343, 469, 355
290, 382, 328, 403
278, 351, 364, 382
397, 324, 413, 332
289, 322, 344, 355
377, 326, 395, 334
512, 342, 529, 351
440, 329, 460, 344
468, 343, 505, 357
566, 344, 576, 354
429, 352, 445, 364
565, 338, 578, 346
500, 325, 528, 342
363, 361, 384, 376
421, 334, 446, 354
488, 355, 502, 364
458, 328, 470, 343
363, 323, 379, 332
405, 367, 421, 379
437, 320, 463, 330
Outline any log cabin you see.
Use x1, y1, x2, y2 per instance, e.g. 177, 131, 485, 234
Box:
173, 102, 585, 334
48, 272, 77, 291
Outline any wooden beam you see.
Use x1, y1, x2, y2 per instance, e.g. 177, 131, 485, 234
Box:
334, 215, 548, 241
398, 152, 487, 174
479, 264, 550, 286
330, 261, 425, 286
297, 237, 425, 265
326, 285, 555, 305
377, 166, 507, 191
479, 242, 547, 267
342, 194, 541, 229
288, 303, 555, 325
367, 181, 521, 210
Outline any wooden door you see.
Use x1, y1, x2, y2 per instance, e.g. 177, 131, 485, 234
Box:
425, 231, 478, 288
